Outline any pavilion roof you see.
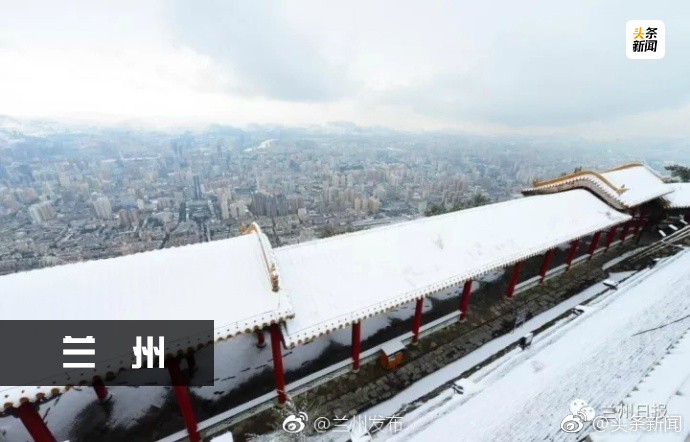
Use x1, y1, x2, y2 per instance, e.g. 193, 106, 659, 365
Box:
663, 183, 690, 209
523, 163, 672, 210
275, 189, 630, 348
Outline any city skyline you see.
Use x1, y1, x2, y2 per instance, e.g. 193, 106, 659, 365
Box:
1, 120, 686, 277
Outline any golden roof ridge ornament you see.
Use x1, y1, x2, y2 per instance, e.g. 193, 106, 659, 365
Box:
605, 162, 645, 172
531, 170, 627, 195
242, 222, 280, 292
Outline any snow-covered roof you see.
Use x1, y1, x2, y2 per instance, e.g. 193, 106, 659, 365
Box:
0, 224, 293, 341
275, 189, 630, 348
0, 224, 294, 409
523, 163, 672, 210
663, 182, 690, 209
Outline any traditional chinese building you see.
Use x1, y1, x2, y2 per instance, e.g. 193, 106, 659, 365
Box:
1, 163, 688, 442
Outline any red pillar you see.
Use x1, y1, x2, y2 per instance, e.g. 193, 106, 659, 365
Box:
269, 323, 287, 404
619, 208, 637, 244
604, 225, 619, 252
255, 329, 266, 348
619, 221, 631, 244
565, 239, 579, 270
351, 321, 361, 372
633, 208, 647, 236
538, 248, 555, 283
167, 357, 200, 442
587, 231, 602, 259
411, 298, 423, 344
15, 403, 57, 442
459, 280, 473, 321
92, 378, 110, 402
506, 261, 523, 299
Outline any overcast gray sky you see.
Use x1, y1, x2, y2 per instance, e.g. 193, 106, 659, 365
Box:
0, 0, 688, 138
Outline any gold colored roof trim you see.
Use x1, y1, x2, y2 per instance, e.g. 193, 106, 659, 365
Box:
531, 170, 627, 195
605, 162, 645, 173
241, 222, 281, 292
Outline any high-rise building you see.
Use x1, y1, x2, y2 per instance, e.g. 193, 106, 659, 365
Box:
93, 196, 112, 219
193, 175, 202, 200
118, 207, 140, 227
28, 201, 56, 224
251, 191, 290, 217
219, 190, 230, 220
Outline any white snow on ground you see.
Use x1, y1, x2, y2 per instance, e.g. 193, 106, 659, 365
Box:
589, 329, 690, 442
372, 249, 690, 442
603, 247, 647, 270
308, 271, 637, 442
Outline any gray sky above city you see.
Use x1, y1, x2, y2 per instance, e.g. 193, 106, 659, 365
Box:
1, 0, 689, 138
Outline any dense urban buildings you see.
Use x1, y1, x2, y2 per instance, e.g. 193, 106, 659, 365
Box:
0, 118, 687, 276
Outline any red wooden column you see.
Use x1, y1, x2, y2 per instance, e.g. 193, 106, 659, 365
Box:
619, 208, 637, 244
506, 261, 523, 299
633, 208, 647, 236
351, 320, 362, 372
167, 357, 201, 442
603, 225, 619, 252
411, 298, 423, 344
565, 239, 579, 270
255, 330, 266, 348
269, 323, 287, 404
587, 231, 602, 259
618, 221, 632, 244
459, 280, 473, 322
15, 403, 57, 442
538, 248, 555, 283
92, 378, 110, 402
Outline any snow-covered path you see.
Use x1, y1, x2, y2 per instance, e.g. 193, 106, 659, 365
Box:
383, 250, 690, 442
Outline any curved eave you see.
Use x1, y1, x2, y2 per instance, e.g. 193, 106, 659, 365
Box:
524, 164, 672, 210
523, 178, 628, 210
523, 177, 672, 210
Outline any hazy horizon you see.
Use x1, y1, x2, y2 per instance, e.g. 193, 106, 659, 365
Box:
1, 0, 689, 140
